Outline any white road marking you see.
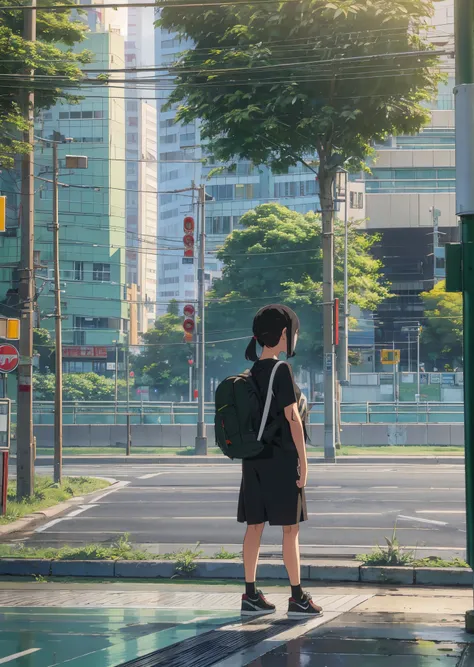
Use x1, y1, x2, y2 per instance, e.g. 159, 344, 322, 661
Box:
0, 649, 41, 664
138, 472, 165, 480
316, 486, 342, 489
370, 486, 399, 489
66, 504, 99, 518
92, 480, 130, 502
397, 514, 448, 526
417, 510, 465, 515
35, 518, 65, 533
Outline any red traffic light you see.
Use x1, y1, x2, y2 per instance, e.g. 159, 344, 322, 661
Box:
194, 389, 198, 399
188, 358, 194, 366
183, 304, 195, 317
183, 216, 195, 232
183, 318, 195, 333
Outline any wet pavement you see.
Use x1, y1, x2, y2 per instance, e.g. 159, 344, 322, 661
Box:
0, 581, 473, 666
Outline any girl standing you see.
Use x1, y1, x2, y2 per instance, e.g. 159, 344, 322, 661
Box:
238, 304, 323, 618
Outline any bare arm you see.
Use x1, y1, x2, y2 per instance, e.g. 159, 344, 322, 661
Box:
284, 402, 307, 488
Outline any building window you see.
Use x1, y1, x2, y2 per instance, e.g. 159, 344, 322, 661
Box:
206, 216, 231, 235
82, 111, 93, 119
74, 261, 84, 281
93, 263, 111, 281
350, 191, 364, 209
127, 133, 138, 144
128, 116, 138, 127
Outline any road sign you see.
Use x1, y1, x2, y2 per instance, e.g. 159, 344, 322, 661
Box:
184, 304, 195, 317
182, 257, 194, 264
129, 371, 135, 378
381, 349, 401, 365
0, 345, 19, 373
188, 358, 194, 366
183, 234, 194, 248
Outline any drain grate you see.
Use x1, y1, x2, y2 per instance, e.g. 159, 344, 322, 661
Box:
117, 617, 306, 667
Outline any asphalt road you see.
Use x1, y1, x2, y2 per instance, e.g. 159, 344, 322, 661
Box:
9, 462, 467, 560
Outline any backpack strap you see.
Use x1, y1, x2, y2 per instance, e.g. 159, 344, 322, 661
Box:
257, 360, 284, 441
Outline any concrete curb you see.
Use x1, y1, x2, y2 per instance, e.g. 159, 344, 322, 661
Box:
0, 479, 118, 538
21, 455, 465, 466
0, 559, 471, 586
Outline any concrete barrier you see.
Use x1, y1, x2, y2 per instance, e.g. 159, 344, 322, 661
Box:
33, 422, 464, 449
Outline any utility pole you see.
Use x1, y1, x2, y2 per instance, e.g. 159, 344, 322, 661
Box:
114, 341, 118, 423
453, 0, 474, 623
52, 132, 62, 484
195, 184, 207, 455
16, 0, 36, 500
416, 324, 421, 401
339, 170, 349, 384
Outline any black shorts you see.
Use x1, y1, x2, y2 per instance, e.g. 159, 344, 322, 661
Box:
237, 445, 308, 526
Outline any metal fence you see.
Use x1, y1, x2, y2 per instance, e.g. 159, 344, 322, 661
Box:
14, 401, 465, 425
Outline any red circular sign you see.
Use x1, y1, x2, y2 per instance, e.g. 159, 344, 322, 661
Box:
188, 359, 194, 366
183, 318, 195, 333
129, 371, 135, 378
183, 304, 195, 317
183, 234, 194, 248
183, 216, 195, 232
0, 344, 19, 373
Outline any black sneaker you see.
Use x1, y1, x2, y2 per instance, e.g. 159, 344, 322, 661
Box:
241, 590, 276, 616
287, 591, 323, 618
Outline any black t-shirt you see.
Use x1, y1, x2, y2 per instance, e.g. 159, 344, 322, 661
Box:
250, 359, 301, 455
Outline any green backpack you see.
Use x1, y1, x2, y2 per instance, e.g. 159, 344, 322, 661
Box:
214, 361, 283, 460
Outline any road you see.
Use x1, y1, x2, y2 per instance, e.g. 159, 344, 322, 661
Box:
8, 462, 467, 560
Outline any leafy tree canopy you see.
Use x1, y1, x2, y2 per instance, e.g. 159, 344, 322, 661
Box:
33, 372, 128, 401
420, 280, 462, 367
0, 0, 91, 167
158, 0, 442, 180
205, 204, 389, 377
132, 313, 194, 400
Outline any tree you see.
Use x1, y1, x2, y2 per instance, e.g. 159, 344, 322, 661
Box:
167, 299, 180, 316
132, 313, 194, 400
33, 372, 127, 401
0, 0, 91, 167
420, 280, 462, 368
33, 328, 54, 373
205, 204, 389, 379
158, 0, 442, 237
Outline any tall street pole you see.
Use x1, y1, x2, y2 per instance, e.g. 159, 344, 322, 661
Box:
417, 324, 421, 401
339, 170, 349, 384
195, 184, 207, 455
454, 0, 474, 594
52, 134, 62, 484
17, 0, 36, 500
114, 342, 118, 423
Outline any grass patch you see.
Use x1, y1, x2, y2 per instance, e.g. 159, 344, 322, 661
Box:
213, 547, 240, 560
0, 534, 150, 561
1, 475, 110, 525
34, 445, 464, 457
413, 557, 469, 569
36, 447, 222, 456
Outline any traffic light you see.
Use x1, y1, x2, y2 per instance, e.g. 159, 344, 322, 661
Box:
381, 349, 401, 365
0, 318, 20, 340
0, 197, 5, 233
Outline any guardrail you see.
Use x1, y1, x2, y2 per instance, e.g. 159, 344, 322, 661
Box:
10, 400, 465, 425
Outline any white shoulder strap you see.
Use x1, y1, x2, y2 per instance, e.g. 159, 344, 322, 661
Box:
257, 360, 284, 441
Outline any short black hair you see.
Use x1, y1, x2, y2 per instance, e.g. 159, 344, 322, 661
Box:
245, 304, 300, 361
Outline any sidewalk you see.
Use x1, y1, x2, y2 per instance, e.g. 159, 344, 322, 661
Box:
0, 579, 473, 666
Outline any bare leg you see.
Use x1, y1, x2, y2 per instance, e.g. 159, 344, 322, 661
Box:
243, 523, 264, 584
282, 524, 301, 585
